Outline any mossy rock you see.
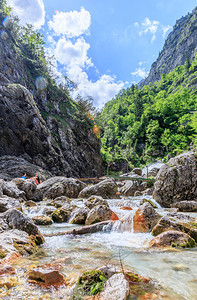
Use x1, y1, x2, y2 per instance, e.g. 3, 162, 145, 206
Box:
141, 198, 158, 208
0, 250, 7, 259
76, 270, 107, 296
51, 207, 71, 223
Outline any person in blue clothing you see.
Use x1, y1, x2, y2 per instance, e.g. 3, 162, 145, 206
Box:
21, 173, 27, 179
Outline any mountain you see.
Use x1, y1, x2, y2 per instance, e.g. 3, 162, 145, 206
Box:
0, 3, 104, 180
140, 7, 197, 87
98, 7, 197, 169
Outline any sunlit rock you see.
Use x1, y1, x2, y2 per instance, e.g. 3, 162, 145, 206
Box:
133, 202, 161, 233
99, 273, 129, 300
149, 230, 196, 248
85, 205, 115, 225
0, 196, 22, 212
79, 179, 119, 199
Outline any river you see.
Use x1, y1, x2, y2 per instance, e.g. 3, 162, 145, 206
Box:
1, 195, 197, 299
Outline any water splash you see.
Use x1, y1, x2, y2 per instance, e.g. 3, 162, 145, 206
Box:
112, 209, 136, 232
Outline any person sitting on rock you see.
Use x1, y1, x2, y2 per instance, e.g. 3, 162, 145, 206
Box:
21, 173, 27, 179
35, 173, 41, 185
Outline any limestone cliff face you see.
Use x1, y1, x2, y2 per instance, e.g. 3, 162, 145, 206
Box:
140, 7, 197, 87
0, 11, 104, 180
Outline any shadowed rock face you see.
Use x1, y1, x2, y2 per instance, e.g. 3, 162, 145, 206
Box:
153, 151, 197, 207
0, 15, 104, 180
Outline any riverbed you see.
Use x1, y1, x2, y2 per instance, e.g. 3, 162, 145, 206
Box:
1, 196, 197, 299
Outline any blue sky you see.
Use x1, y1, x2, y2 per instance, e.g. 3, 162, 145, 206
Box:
6, 0, 197, 108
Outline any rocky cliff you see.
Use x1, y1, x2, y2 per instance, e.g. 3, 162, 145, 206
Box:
140, 7, 197, 87
0, 5, 104, 180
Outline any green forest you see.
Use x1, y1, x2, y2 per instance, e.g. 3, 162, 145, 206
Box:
98, 57, 197, 168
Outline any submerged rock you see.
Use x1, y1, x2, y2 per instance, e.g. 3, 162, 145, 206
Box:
133, 202, 161, 233
79, 179, 119, 199
32, 215, 53, 225
149, 230, 196, 248
99, 273, 130, 300
27, 267, 65, 287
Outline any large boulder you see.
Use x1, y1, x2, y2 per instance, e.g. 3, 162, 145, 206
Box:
171, 201, 197, 212
99, 273, 130, 300
133, 202, 161, 233
37, 177, 86, 199
152, 216, 180, 236
1, 209, 44, 245
0, 196, 22, 212
12, 178, 43, 201
153, 151, 197, 207
2, 181, 25, 199
85, 205, 116, 225
149, 230, 196, 248
0, 229, 39, 256
79, 179, 119, 199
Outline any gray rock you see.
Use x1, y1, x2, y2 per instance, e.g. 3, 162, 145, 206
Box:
171, 200, 197, 212
3, 181, 25, 199
37, 177, 86, 199
119, 180, 145, 196
0, 196, 22, 212
85, 205, 113, 225
1, 209, 44, 244
79, 179, 119, 199
99, 273, 130, 300
69, 207, 90, 225
84, 195, 109, 209
12, 178, 43, 201
0, 229, 31, 253
153, 151, 197, 207
149, 230, 196, 248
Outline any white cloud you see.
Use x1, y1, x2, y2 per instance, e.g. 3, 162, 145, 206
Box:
46, 7, 124, 108
69, 66, 124, 109
135, 17, 171, 43
48, 7, 91, 37
54, 37, 93, 68
139, 17, 159, 43
162, 25, 172, 38
6, 0, 45, 28
131, 67, 148, 79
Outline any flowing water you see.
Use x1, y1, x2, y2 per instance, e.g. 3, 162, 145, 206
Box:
1, 196, 197, 299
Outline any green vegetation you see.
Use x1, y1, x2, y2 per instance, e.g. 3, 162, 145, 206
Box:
98, 55, 197, 167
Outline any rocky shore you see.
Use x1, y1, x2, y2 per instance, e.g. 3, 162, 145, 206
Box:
0, 150, 196, 299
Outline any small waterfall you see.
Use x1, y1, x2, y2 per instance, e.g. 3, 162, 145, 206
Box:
112, 209, 136, 233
